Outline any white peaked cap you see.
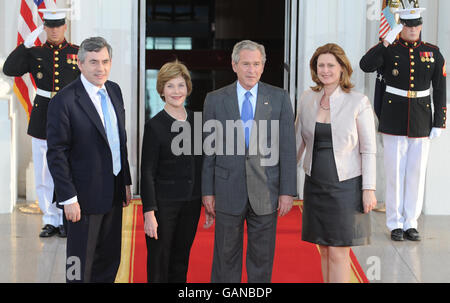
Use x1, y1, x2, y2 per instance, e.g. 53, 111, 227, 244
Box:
395, 7, 426, 20
38, 8, 71, 20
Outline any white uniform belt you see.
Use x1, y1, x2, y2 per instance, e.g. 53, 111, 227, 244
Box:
36, 88, 58, 99
385, 86, 430, 98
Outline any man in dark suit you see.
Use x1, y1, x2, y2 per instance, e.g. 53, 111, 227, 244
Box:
202, 40, 297, 282
46, 37, 132, 283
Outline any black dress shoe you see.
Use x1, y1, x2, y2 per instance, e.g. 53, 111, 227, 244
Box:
391, 228, 404, 241
57, 225, 67, 238
39, 224, 58, 238
404, 228, 421, 241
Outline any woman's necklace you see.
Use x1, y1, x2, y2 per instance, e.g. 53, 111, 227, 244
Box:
164, 105, 187, 121
320, 96, 330, 111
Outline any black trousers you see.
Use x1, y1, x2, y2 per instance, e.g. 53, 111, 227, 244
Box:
145, 199, 201, 283
66, 175, 123, 283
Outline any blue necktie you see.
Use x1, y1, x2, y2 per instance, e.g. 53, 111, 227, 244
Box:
241, 91, 253, 148
98, 89, 121, 176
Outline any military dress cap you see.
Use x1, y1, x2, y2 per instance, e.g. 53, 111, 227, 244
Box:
38, 8, 71, 28
396, 7, 426, 27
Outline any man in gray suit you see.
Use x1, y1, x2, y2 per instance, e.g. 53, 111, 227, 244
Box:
202, 40, 297, 283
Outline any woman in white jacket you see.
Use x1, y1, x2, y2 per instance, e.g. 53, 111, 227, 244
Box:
295, 43, 377, 283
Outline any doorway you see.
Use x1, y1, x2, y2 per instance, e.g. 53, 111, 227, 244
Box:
143, 0, 286, 121
136, 0, 298, 193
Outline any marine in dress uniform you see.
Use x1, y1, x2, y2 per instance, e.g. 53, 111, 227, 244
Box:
360, 5, 447, 241
2, 9, 80, 237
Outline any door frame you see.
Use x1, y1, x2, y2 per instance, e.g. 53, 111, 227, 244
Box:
284, 0, 298, 112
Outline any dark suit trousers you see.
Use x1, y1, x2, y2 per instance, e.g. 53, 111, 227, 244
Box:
211, 203, 278, 283
145, 199, 201, 283
66, 174, 123, 283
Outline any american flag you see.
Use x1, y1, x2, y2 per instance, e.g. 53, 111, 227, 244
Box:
12, 0, 56, 120
379, 1, 397, 39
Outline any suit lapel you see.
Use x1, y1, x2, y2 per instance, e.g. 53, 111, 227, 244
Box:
250, 82, 272, 149
309, 90, 321, 133
74, 78, 108, 144
105, 81, 125, 141
329, 86, 345, 117
224, 81, 241, 121
254, 82, 272, 122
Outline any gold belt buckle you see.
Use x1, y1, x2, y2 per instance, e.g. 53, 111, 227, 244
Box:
407, 90, 417, 98
51, 91, 58, 98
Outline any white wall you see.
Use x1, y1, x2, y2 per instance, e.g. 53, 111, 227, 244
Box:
0, 0, 32, 198
0, 95, 17, 213
297, 0, 368, 96
423, 0, 450, 214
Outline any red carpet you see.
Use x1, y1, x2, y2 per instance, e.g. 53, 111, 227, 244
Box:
116, 200, 368, 283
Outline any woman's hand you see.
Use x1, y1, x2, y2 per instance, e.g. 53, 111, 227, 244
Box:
362, 190, 377, 214
144, 211, 158, 240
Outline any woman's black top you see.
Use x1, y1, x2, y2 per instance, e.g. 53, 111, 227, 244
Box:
140, 109, 202, 213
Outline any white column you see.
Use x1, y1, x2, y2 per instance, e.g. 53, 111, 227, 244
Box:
423, 0, 450, 215
361, 0, 387, 205
0, 91, 17, 214
0, 0, 34, 200
297, 0, 368, 96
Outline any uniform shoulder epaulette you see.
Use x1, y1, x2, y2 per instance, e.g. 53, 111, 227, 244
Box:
423, 42, 439, 49
69, 43, 79, 49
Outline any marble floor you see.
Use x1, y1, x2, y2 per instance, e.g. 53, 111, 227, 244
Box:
352, 205, 450, 283
1, 201, 449, 283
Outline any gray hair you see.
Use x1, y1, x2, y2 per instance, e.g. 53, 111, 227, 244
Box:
231, 40, 266, 65
78, 37, 113, 63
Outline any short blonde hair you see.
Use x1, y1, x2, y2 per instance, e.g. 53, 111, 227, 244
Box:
309, 43, 354, 93
156, 60, 192, 101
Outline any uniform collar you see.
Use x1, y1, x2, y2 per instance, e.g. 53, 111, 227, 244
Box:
398, 37, 421, 48
45, 39, 68, 49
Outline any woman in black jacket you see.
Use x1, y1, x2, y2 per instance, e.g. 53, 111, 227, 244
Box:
140, 61, 202, 283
